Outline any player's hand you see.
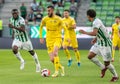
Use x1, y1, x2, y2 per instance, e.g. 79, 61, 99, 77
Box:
91, 38, 97, 44
67, 39, 71, 44
40, 38, 44, 44
8, 24, 14, 28
79, 30, 86, 34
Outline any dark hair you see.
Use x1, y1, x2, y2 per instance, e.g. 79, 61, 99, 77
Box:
12, 9, 18, 13
47, 5, 54, 9
64, 9, 70, 12
115, 16, 120, 19
87, 9, 96, 18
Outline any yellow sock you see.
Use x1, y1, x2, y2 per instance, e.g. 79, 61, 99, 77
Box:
112, 49, 115, 59
64, 49, 71, 60
75, 50, 80, 62
54, 56, 62, 71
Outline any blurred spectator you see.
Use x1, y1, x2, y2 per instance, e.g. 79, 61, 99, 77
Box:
0, 18, 3, 37
20, 2, 27, 19
58, 1, 63, 7
30, 0, 39, 12
38, 1, 45, 13
26, 9, 36, 24
56, 9, 62, 17
52, 0, 58, 6
69, 0, 77, 16
93, 0, 96, 3
35, 10, 43, 22
0, 0, 5, 4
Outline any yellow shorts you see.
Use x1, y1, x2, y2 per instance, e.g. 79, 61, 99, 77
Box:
46, 38, 62, 53
112, 38, 120, 47
62, 37, 78, 48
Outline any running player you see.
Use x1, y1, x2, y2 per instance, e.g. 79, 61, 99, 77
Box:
62, 10, 80, 67
8, 9, 41, 72
111, 16, 120, 62
39, 6, 70, 77
79, 9, 119, 82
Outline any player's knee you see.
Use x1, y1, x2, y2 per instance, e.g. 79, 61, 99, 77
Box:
73, 48, 78, 52
12, 46, 18, 54
29, 50, 35, 55
88, 55, 92, 59
104, 61, 110, 66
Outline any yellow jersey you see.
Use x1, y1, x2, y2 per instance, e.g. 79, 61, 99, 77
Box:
112, 23, 120, 38
39, 15, 69, 39
62, 16, 76, 39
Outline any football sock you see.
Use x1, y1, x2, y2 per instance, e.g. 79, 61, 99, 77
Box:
107, 64, 118, 77
64, 49, 71, 60
32, 53, 40, 65
75, 50, 80, 62
15, 52, 24, 63
90, 57, 105, 70
54, 56, 62, 71
54, 56, 59, 71
112, 49, 115, 59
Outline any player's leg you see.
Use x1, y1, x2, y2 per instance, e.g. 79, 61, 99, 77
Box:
63, 40, 72, 66
52, 46, 64, 77
73, 48, 80, 66
52, 38, 64, 77
89, 45, 106, 76
24, 40, 41, 72
112, 39, 117, 62
101, 46, 118, 81
72, 38, 81, 66
29, 50, 41, 72
12, 40, 25, 70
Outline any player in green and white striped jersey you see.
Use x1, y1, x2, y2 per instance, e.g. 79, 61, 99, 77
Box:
8, 9, 41, 72
79, 9, 118, 82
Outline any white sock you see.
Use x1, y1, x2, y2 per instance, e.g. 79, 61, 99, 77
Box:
15, 52, 24, 63
107, 64, 118, 77
90, 57, 105, 70
32, 53, 40, 66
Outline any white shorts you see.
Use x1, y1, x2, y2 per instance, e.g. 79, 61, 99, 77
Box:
12, 39, 33, 51
90, 44, 112, 61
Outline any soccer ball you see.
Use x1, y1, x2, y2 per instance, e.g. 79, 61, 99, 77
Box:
41, 69, 50, 77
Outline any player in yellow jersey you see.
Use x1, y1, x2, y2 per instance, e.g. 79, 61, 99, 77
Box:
39, 6, 70, 77
111, 16, 120, 62
62, 10, 80, 67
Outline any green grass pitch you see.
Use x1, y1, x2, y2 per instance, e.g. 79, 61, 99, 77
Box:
0, 49, 119, 84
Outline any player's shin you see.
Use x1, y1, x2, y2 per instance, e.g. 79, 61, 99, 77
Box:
32, 53, 41, 72
90, 57, 105, 69
107, 63, 118, 77
64, 49, 71, 60
15, 52, 24, 63
75, 50, 80, 62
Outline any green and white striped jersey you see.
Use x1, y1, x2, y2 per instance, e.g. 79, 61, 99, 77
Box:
92, 18, 112, 47
9, 16, 29, 42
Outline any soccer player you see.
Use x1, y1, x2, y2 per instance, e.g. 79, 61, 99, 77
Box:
79, 9, 119, 82
8, 9, 41, 72
62, 10, 80, 67
39, 6, 70, 77
111, 16, 120, 62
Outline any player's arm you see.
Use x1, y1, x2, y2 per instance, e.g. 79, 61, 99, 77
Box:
69, 19, 76, 29
12, 30, 14, 39
91, 37, 97, 44
111, 27, 114, 39
39, 18, 45, 44
79, 28, 98, 36
62, 20, 70, 40
8, 19, 25, 32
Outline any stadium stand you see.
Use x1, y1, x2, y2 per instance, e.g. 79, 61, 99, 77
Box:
86, 0, 120, 27
0, 0, 79, 37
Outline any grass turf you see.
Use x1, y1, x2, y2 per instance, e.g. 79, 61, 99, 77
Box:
0, 49, 119, 84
